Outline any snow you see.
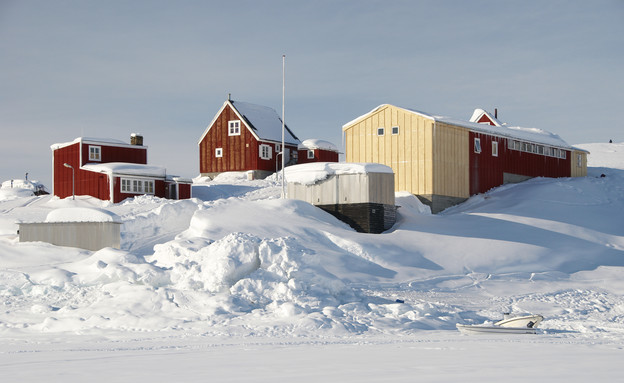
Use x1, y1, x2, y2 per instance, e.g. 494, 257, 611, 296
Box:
285, 162, 393, 185
82, 162, 167, 177
50, 136, 134, 150
43, 207, 121, 223
298, 138, 339, 152
1, 143, 624, 380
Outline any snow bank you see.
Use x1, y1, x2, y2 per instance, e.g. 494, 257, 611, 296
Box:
0, 143, 623, 340
285, 162, 393, 185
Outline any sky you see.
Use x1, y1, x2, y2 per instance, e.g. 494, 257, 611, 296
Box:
1, 0, 623, 188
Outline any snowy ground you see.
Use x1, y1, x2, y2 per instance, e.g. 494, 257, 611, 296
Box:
1, 142, 623, 381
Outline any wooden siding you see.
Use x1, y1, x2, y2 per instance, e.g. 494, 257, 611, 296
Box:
571, 150, 588, 177
80, 143, 146, 166
469, 131, 573, 194
343, 105, 435, 196
53, 143, 110, 200
297, 148, 339, 164
432, 122, 470, 198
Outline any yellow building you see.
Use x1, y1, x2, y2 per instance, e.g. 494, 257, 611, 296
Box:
343, 104, 588, 213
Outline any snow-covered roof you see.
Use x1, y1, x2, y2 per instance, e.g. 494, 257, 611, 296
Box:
51, 137, 145, 151
298, 139, 339, 152
231, 100, 299, 144
469, 108, 504, 127
343, 104, 573, 149
82, 162, 167, 178
285, 162, 393, 185
45, 207, 121, 223
198, 100, 300, 145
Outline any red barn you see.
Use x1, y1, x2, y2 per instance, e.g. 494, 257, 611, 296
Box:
198, 98, 301, 179
297, 139, 340, 164
51, 135, 191, 203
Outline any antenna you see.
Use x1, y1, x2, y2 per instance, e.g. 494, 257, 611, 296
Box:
281, 54, 286, 198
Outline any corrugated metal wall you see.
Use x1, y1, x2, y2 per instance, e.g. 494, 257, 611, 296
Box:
19, 222, 121, 251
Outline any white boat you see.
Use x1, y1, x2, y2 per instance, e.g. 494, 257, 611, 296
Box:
457, 313, 543, 335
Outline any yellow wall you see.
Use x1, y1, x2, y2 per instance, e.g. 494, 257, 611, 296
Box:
432, 122, 470, 198
571, 150, 588, 177
343, 105, 429, 195
343, 105, 470, 199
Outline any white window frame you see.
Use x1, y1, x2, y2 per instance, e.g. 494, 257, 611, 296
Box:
559, 149, 566, 159
577, 154, 582, 167
474, 138, 481, 154
377, 127, 385, 136
121, 178, 155, 195
492, 141, 498, 157
307, 149, 315, 159
275, 144, 281, 154
228, 120, 241, 136
392, 126, 399, 135
215, 148, 223, 158
89, 145, 101, 161
259, 144, 272, 160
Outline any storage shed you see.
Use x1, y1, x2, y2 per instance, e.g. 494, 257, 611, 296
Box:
18, 207, 122, 251
285, 162, 395, 234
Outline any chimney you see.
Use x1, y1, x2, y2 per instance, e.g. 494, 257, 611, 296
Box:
494, 108, 498, 119
131, 133, 143, 146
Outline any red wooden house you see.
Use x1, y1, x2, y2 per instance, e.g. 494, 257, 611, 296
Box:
297, 139, 340, 164
51, 135, 191, 203
198, 99, 301, 179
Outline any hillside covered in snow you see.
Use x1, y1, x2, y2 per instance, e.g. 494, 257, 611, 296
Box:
1, 142, 623, 381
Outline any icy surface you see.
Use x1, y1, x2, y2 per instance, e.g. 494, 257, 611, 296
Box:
1, 143, 624, 380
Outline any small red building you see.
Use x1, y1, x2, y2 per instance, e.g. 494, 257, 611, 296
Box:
297, 139, 340, 164
198, 98, 301, 179
51, 135, 191, 203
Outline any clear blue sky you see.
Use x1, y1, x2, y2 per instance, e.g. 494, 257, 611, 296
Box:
1, 0, 623, 187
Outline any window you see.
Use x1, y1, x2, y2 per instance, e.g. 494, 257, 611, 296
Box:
145, 180, 154, 194
121, 179, 131, 192
228, 120, 241, 136
377, 127, 385, 136
89, 145, 101, 161
392, 126, 399, 135
121, 178, 154, 194
275, 144, 281, 154
259, 144, 272, 160
307, 149, 315, 159
133, 179, 142, 193
559, 149, 566, 159
577, 154, 582, 167
492, 141, 498, 157
215, 148, 223, 158
474, 138, 481, 153
537, 145, 544, 155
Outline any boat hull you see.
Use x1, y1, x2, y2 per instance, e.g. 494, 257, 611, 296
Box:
456, 324, 538, 335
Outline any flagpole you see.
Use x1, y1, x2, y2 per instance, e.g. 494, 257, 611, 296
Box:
281, 54, 286, 198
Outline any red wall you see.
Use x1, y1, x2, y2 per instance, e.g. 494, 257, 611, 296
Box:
297, 148, 339, 164
80, 142, 147, 166
469, 131, 571, 195
54, 143, 110, 200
